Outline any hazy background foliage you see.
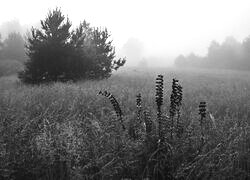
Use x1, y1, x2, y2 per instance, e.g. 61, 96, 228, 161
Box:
0, 31, 26, 77
175, 36, 250, 71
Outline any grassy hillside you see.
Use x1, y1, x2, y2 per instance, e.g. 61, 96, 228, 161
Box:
0, 68, 249, 179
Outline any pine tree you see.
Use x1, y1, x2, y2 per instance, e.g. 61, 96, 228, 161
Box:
19, 8, 125, 84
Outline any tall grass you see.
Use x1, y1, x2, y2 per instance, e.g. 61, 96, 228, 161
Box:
0, 68, 249, 179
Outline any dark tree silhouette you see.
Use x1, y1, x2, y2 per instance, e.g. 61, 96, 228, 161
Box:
19, 8, 125, 84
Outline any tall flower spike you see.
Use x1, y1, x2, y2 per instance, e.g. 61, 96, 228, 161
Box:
98, 90, 125, 130
156, 75, 164, 108
169, 79, 179, 117
199, 101, 206, 119
169, 78, 179, 139
155, 74, 164, 141
176, 84, 183, 107
129, 93, 143, 140
136, 93, 142, 123
176, 83, 183, 138
199, 101, 207, 144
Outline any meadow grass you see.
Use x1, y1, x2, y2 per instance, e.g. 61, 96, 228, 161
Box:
0, 67, 249, 179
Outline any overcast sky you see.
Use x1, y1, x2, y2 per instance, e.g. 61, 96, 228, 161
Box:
1, 0, 250, 66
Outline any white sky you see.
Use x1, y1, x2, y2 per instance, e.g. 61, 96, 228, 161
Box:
1, 0, 250, 66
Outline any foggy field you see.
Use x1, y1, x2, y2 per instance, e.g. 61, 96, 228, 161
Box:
0, 68, 249, 179
2, 1, 250, 179
1, 68, 250, 121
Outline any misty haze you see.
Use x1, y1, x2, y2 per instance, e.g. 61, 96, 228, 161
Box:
0, 0, 249, 180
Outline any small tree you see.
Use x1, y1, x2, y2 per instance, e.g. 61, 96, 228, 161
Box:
19, 8, 125, 84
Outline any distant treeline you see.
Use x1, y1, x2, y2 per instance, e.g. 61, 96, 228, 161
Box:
175, 36, 250, 70
0, 32, 26, 62
0, 32, 26, 77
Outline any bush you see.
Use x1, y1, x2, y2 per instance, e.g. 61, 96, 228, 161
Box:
19, 8, 125, 84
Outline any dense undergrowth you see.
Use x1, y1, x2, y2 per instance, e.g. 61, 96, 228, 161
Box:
0, 68, 249, 179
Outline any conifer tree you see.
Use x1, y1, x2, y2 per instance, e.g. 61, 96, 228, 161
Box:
19, 8, 125, 84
